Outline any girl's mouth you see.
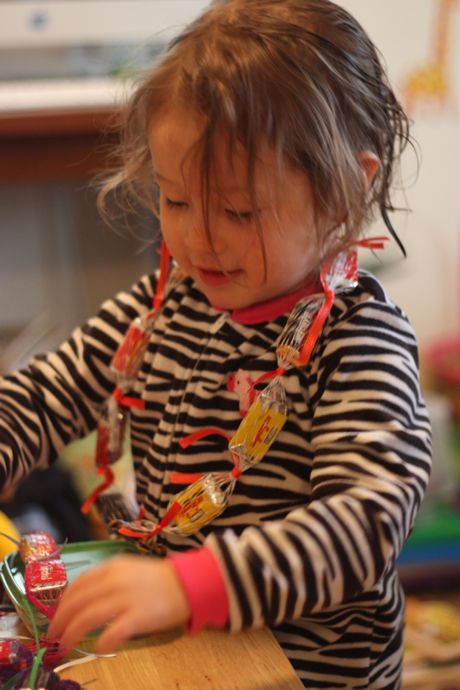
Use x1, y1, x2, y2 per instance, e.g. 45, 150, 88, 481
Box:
197, 267, 243, 286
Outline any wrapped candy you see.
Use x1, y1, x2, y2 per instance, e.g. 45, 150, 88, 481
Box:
323, 247, 358, 292
94, 492, 138, 526
82, 354, 144, 521
0, 640, 32, 671
114, 517, 165, 553
117, 473, 233, 540
110, 241, 172, 383
24, 558, 68, 619
276, 295, 324, 369
81, 392, 138, 521
0, 654, 82, 690
229, 376, 288, 471
0, 640, 33, 684
0, 639, 21, 667
110, 313, 155, 382
95, 395, 129, 467
19, 531, 59, 564
0, 529, 60, 565
166, 472, 233, 535
276, 247, 358, 369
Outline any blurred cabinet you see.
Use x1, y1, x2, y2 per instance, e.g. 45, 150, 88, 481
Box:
0, 101, 118, 183
0, 93, 157, 370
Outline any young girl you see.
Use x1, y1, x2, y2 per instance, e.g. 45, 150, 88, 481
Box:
1, 1, 431, 688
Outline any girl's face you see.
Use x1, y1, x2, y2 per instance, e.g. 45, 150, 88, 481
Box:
148, 106, 324, 311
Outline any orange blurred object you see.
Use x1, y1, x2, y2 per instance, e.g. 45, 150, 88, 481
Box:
425, 335, 460, 418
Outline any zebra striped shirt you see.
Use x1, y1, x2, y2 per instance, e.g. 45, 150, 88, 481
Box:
0, 270, 431, 689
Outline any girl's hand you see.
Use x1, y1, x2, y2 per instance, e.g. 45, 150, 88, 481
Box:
47, 555, 191, 654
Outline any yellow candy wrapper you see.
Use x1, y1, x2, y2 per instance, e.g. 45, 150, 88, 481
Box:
169, 473, 232, 535
230, 377, 288, 469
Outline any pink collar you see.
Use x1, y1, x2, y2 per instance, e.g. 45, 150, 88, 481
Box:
213, 282, 321, 325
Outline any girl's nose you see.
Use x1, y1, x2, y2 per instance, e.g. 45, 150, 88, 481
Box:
185, 209, 226, 254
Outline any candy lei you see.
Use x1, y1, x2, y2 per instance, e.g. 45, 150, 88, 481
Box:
81, 238, 387, 549
80, 243, 172, 517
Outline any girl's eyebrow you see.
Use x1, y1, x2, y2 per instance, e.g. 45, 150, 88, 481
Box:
155, 172, 249, 196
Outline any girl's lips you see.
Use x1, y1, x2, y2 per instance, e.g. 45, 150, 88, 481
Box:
197, 267, 242, 286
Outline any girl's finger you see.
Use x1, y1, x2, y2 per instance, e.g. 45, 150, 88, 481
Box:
49, 564, 116, 636
51, 595, 122, 651
95, 611, 137, 654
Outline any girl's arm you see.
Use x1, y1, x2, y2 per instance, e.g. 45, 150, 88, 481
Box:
201, 298, 432, 631
0, 273, 156, 495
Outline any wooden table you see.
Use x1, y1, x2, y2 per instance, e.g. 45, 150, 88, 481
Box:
0, 612, 303, 689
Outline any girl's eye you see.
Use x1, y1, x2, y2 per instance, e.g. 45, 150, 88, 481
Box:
165, 197, 188, 209
225, 208, 254, 222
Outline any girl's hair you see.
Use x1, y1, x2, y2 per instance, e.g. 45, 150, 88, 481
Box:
99, 0, 412, 261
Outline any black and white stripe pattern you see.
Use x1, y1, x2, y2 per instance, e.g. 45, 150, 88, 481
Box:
0, 270, 431, 689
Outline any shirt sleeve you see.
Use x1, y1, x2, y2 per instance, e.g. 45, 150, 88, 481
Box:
169, 547, 229, 634
0, 274, 157, 493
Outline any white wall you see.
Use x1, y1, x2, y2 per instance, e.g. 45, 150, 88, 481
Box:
339, 0, 460, 348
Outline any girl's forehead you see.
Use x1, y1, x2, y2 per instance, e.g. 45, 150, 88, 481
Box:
148, 105, 277, 190
148, 105, 202, 154
148, 105, 316, 213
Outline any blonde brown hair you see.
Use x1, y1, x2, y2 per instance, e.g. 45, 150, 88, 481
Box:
99, 0, 411, 261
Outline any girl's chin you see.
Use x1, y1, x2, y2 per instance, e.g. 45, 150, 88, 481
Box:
197, 285, 246, 311
191, 268, 274, 311
202, 290, 268, 313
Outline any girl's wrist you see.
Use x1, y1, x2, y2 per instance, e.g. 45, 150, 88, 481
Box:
169, 547, 229, 634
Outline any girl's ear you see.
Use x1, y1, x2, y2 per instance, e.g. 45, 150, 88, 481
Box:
358, 151, 380, 188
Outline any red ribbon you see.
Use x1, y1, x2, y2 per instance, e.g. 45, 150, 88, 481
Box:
170, 428, 232, 483
112, 386, 145, 409
80, 466, 115, 515
251, 366, 286, 389
178, 427, 230, 449
26, 592, 57, 620
296, 238, 388, 367
230, 452, 242, 478
355, 235, 389, 250
152, 240, 171, 313
296, 256, 335, 366
118, 500, 182, 539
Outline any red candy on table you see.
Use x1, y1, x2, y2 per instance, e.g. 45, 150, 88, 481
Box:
24, 557, 68, 619
19, 530, 59, 564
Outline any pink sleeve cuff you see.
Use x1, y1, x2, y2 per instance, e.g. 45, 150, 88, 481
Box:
169, 547, 229, 635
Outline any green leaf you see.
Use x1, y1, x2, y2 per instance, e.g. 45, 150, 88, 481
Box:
27, 646, 46, 690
